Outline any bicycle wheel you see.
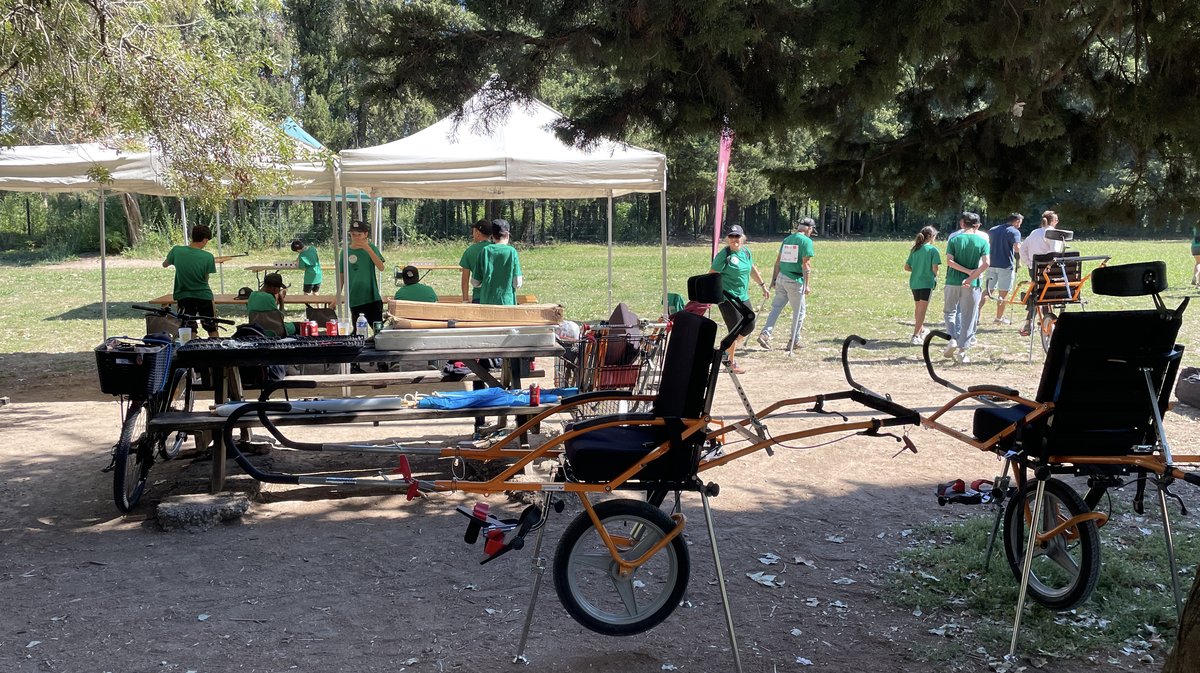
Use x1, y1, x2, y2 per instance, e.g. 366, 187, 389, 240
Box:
160, 368, 193, 460
553, 499, 689, 636
1039, 310, 1058, 353
113, 400, 154, 512
1003, 478, 1101, 609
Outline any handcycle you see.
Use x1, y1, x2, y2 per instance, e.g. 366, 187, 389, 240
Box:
1008, 229, 1110, 357
215, 273, 920, 672
97, 304, 235, 511
921, 261, 1198, 655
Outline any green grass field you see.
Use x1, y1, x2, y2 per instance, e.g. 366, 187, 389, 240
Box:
0, 238, 1195, 365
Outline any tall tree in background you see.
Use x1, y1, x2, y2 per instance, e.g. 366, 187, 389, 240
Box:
0, 0, 295, 203
351, 0, 1200, 223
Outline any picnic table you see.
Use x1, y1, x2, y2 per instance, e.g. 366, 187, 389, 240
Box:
162, 341, 563, 492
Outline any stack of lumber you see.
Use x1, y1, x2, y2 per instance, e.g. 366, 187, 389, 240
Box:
388, 299, 564, 329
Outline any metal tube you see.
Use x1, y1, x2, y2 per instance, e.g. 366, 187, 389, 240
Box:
1156, 484, 1185, 624
1142, 368, 1174, 464
607, 193, 614, 314
216, 209, 224, 293
701, 491, 743, 673
660, 185, 669, 318
1009, 477, 1047, 657
513, 492, 554, 663
98, 188, 108, 340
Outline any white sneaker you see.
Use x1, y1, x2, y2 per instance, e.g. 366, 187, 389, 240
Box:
998, 317, 1012, 325
910, 334, 923, 345
957, 349, 971, 364
942, 340, 958, 359
756, 332, 771, 350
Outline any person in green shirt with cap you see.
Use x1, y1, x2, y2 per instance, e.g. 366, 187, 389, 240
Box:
471, 219, 523, 306
709, 224, 769, 374
757, 218, 815, 355
163, 223, 220, 338
394, 265, 439, 302
338, 220, 386, 334
943, 212, 989, 364
245, 272, 296, 336
291, 239, 323, 294
459, 220, 492, 302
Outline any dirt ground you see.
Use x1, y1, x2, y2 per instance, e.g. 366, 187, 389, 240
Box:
2, 340, 1198, 673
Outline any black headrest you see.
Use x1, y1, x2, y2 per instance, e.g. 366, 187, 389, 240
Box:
687, 273, 723, 304
1091, 262, 1168, 297
1045, 228, 1073, 242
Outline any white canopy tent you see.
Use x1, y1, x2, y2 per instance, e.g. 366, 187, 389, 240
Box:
0, 128, 340, 339
338, 90, 669, 315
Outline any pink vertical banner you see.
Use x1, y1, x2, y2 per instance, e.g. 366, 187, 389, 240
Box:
712, 130, 734, 258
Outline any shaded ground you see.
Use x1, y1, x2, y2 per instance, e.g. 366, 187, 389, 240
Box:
1, 340, 1197, 672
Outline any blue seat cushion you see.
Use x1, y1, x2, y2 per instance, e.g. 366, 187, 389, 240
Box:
972, 404, 1038, 448
564, 425, 697, 483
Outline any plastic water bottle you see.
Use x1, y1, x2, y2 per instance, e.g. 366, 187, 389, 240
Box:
355, 313, 369, 336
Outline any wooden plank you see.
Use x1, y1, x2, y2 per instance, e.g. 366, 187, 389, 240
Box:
434, 294, 538, 304
389, 299, 561, 324
148, 293, 338, 307
390, 318, 552, 329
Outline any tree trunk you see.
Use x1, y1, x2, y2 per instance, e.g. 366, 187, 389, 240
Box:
1164, 577, 1200, 672
120, 193, 143, 246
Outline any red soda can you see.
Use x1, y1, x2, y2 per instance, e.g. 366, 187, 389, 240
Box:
326, 320, 338, 336
309, 320, 318, 336
529, 383, 540, 406
298, 321, 308, 336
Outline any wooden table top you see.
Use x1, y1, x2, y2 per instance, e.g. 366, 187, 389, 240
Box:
147, 293, 339, 306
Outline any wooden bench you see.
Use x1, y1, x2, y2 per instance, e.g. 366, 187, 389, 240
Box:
149, 401, 562, 493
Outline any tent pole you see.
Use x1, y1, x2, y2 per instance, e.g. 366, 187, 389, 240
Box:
99, 188, 108, 340
607, 193, 614, 314
180, 197, 187, 243
660, 185, 669, 318
341, 185, 353, 326
216, 208, 224, 293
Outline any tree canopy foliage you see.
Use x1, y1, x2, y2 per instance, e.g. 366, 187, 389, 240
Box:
0, 0, 296, 203
353, 0, 1200, 221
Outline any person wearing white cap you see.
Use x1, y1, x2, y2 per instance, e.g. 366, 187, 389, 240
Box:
757, 217, 815, 355
709, 224, 769, 373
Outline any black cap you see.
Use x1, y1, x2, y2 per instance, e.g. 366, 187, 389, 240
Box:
262, 272, 288, 289
491, 219, 511, 237
400, 265, 420, 285
472, 220, 491, 234
235, 286, 253, 300
290, 239, 304, 252
349, 220, 370, 233
725, 225, 745, 237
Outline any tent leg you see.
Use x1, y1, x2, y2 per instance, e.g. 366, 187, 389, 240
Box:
99, 188, 108, 340
660, 187, 669, 318
607, 193, 614, 315
216, 209, 224, 294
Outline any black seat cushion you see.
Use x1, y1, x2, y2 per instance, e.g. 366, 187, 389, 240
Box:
565, 425, 698, 483
973, 404, 1039, 449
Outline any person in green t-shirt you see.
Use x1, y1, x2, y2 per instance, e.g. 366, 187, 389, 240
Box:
337, 221, 386, 334
291, 239, 323, 293
245, 272, 296, 336
757, 218, 815, 355
942, 212, 989, 363
1190, 223, 1200, 286
471, 220, 523, 306
394, 265, 439, 303
459, 220, 492, 302
162, 223, 220, 338
708, 224, 769, 374
904, 225, 941, 345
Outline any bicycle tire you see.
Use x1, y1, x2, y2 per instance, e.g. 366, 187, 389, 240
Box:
1039, 310, 1057, 353
113, 401, 153, 512
160, 368, 193, 460
1003, 477, 1101, 610
553, 499, 689, 636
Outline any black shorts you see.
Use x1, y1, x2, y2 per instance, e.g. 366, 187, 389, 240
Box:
717, 299, 757, 337
350, 300, 384, 335
911, 288, 932, 302
303, 283, 321, 293
177, 297, 218, 334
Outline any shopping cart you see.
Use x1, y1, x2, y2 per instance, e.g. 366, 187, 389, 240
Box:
555, 321, 668, 419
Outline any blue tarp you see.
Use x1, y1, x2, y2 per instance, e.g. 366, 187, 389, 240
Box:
417, 387, 580, 410
282, 117, 324, 150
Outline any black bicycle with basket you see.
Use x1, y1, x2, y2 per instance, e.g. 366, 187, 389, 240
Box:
96, 304, 235, 511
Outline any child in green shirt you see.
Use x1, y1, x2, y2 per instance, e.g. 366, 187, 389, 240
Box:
394, 265, 439, 303
904, 225, 941, 345
162, 224, 219, 338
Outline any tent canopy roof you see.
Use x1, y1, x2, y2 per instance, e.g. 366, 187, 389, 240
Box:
338, 90, 666, 199
0, 142, 169, 195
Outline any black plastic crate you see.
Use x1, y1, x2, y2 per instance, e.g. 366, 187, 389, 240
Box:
95, 337, 173, 396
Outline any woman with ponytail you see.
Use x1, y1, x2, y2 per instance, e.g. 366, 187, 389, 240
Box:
904, 225, 940, 345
